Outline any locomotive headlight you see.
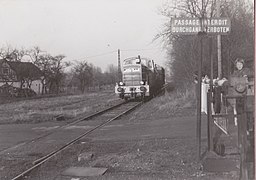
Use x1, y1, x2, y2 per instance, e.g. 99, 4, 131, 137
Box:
119, 82, 125, 86
140, 81, 145, 85
117, 87, 124, 92
140, 86, 147, 92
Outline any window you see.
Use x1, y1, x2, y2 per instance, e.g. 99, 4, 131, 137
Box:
124, 59, 133, 65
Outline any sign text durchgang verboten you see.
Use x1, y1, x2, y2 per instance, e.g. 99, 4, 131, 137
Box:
171, 18, 231, 35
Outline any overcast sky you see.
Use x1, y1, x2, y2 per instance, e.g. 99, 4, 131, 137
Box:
0, 0, 168, 71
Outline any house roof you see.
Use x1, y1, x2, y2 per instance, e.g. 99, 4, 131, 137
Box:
0, 59, 42, 79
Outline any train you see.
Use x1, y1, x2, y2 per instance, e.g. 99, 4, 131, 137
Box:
115, 56, 165, 100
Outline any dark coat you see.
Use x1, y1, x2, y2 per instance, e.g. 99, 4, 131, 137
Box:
232, 68, 253, 78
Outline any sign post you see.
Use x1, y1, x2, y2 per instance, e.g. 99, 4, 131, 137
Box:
171, 18, 231, 35
171, 17, 231, 160
197, 30, 205, 160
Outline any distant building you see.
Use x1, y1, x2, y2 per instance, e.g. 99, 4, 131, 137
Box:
0, 59, 43, 94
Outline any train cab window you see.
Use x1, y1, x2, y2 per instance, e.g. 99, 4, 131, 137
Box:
124, 59, 137, 65
124, 60, 132, 65
124, 59, 141, 65
124, 58, 147, 66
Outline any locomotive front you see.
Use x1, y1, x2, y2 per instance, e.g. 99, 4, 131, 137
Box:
115, 57, 150, 100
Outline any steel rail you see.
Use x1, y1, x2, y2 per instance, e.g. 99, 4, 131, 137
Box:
0, 100, 126, 155
11, 101, 142, 180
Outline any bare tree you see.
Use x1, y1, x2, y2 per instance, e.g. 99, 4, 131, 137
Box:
91, 65, 103, 90
105, 64, 118, 85
221, 0, 254, 76
157, 0, 254, 86
28, 46, 42, 63
27, 47, 50, 94
72, 61, 93, 93
0, 45, 28, 61
48, 54, 68, 94
28, 48, 70, 94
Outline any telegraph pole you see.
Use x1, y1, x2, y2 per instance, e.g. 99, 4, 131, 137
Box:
217, 0, 222, 78
117, 49, 122, 81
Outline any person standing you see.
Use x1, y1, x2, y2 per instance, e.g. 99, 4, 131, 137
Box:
231, 58, 252, 126
232, 58, 252, 78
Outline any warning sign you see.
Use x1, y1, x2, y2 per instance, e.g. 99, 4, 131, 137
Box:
171, 18, 231, 35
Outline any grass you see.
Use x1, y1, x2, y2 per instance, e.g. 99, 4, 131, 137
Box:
154, 85, 196, 115
0, 92, 119, 124
127, 84, 197, 122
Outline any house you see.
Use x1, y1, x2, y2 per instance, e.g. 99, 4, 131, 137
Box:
0, 59, 43, 94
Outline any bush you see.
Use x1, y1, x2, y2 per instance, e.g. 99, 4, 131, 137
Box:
16, 88, 37, 97
0, 85, 37, 98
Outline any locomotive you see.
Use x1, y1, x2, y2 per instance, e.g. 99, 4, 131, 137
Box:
115, 56, 165, 100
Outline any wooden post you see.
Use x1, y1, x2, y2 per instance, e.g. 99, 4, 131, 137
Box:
254, 14, 256, 178
197, 32, 204, 160
208, 37, 214, 151
197, 0, 206, 159
207, 91, 214, 151
237, 96, 249, 180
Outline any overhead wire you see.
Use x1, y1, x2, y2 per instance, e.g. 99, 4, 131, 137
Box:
73, 50, 117, 61
70, 48, 162, 62
121, 48, 161, 52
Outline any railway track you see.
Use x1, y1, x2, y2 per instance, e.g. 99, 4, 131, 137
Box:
0, 100, 124, 154
6, 100, 142, 180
